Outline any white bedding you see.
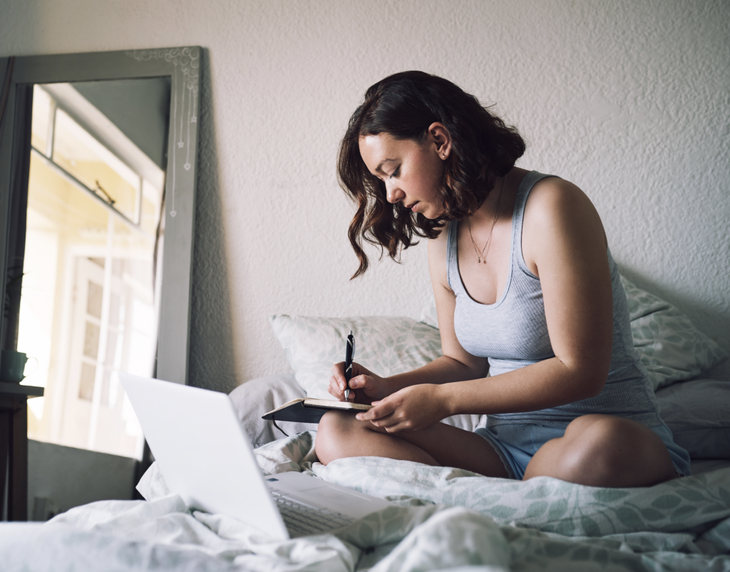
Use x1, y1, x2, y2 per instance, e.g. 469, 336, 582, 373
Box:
2, 430, 729, 571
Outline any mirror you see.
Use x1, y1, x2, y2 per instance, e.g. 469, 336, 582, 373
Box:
0, 48, 201, 459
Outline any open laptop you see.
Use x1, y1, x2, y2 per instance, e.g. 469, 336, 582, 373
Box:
120, 373, 392, 540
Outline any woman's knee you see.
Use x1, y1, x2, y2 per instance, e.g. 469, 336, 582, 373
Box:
314, 411, 360, 464
533, 415, 676, 487
562, 416, 635, 475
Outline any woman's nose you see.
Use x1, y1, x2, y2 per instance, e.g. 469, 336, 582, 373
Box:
385, 181, 404, 204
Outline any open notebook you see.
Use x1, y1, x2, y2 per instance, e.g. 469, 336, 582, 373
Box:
120, 373, 391, 540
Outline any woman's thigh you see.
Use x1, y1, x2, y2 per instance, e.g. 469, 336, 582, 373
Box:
316, 411, 510, 479
523, 414, 677, 487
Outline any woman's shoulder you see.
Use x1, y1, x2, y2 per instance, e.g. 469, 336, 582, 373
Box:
528, 173, 588, 203
522, 173, 607, 270
524, 174, 601, 230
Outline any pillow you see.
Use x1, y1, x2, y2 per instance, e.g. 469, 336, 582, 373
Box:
269, 314, 484, 431
656, 379, 730, 459
228, 373, 315, 447
418, 276, 728, 390
620, 276, 728, 389
270, 315, 443, 399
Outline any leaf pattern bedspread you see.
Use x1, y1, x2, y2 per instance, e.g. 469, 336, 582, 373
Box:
2, 430, 729, 571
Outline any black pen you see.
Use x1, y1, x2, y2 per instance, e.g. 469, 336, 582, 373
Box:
344, 330, 355, 401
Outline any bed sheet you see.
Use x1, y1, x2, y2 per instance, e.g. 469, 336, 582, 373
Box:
2, 431, 729, 571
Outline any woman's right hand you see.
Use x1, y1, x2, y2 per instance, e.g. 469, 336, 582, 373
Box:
328, 362, 391, 404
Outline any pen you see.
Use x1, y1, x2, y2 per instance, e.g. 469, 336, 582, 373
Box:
344, 330, 354, 401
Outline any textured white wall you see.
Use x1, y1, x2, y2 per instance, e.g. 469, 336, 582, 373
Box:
2, 0, 728, 392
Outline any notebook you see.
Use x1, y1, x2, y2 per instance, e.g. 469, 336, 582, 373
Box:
263, 397, 371, 424
120, 372, 391, 540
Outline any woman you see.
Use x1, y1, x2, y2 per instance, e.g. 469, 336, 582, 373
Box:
314, 71, 690, 487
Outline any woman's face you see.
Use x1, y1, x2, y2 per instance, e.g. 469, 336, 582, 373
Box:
358, 126, 449, 220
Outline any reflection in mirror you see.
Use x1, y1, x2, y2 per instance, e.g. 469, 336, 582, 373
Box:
20, 79, 169, 459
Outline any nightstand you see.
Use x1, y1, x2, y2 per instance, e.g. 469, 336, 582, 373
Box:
0, 382, 44, 521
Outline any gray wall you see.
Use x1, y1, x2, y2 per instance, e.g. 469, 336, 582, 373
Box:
27, 440, 136, 520
2, 0, 727, 389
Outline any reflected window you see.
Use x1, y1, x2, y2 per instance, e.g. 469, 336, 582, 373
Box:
19, 84, 164, 460
52, 108, 141, 223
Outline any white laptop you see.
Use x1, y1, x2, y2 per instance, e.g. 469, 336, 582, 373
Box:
120, 373, 391, 540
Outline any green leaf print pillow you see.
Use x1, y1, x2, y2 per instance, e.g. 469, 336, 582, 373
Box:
620, 276, 727, 390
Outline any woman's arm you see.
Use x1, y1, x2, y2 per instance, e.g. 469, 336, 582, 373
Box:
438, 178, 613, 416
358, 178, 615, 432
328, 229, 489, 404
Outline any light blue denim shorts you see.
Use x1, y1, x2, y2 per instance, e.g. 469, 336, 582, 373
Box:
475, 420, 691, 480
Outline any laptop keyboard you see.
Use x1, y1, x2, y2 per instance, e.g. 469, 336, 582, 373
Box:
270, 489, 356, 537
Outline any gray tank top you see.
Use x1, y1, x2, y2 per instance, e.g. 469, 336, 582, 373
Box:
447, 171, 661, 427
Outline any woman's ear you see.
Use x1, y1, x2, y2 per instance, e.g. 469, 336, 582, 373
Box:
427, 122, 452, 160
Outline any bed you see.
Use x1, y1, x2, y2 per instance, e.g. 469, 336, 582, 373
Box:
1, 275, 729, 571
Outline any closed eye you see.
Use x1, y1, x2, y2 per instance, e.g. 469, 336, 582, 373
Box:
389, 166, 400, 179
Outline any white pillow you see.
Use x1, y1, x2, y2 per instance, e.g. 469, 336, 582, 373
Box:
620, 276, 728, 389
269, 314, 483, 431
228, 373, 313, 447
270, 315, 443, 399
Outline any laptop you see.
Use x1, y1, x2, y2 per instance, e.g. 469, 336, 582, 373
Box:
120, 373, 391, 540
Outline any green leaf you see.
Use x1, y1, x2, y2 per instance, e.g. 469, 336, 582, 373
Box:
478, 495, 501, 506
524, 485, 552, 499
525, 501, 548, 518
701, 503, 726, 515
651, 494, 682, 510
593, 489, 631, 503
677, 489, 705, 502
672, 505, 697, 520
489, 505, 518, 519
580, 515, 601, 536
640, 507, 665, 521
615, 507, 642, 528
548, 498, 569, 521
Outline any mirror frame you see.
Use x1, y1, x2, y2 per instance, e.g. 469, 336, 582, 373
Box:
0, 47, 201, 384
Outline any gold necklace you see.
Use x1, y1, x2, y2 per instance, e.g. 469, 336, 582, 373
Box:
466, 182, 503, 264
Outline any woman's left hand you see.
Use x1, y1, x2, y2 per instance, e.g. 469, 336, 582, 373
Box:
355, 384, 450, 433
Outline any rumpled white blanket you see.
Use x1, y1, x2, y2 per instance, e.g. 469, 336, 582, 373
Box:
2, 431, 728, 571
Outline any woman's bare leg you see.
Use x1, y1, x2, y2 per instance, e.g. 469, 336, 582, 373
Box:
315, 410, 510, 479
524, 415, 677, 487
318, 412, 678, 488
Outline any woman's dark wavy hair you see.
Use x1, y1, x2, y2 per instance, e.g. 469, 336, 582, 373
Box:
338, 71, 525, 278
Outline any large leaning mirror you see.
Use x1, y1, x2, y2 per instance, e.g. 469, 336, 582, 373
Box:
0, 48, 201, 461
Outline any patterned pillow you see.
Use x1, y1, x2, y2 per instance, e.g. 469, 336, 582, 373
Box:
620, 276, 727, 389
655, 379, 730, 459
269, 315, 443, 399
